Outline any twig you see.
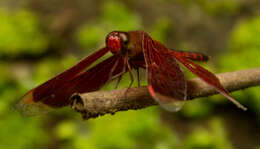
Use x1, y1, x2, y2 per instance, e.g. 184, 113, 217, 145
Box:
70, 68, 260, 120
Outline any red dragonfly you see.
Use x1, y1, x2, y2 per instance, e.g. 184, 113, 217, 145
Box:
16, 30, 246, 116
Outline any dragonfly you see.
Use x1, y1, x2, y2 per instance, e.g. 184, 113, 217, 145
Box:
16, 30, 247, 116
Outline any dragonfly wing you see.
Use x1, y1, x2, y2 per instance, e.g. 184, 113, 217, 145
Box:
71, 55, 125, 94
16, 47, 113, 116
172, 54, 247, 110
143, 35, 186, 111
40, 55, 124, 107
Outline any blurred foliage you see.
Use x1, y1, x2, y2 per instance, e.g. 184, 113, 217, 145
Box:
0, 9, 49, 57
0, 63, 48, 148
150, 17, 172, 43
33, 55, 78, 84
197, 0, 240, 16
183, 118, 233, 149
0, 116, 48, 149
76, 1, 142, 50
55, 108, 179, 149
0, 0, 259, 149
220, 16, 260, 119
180, 99, 214, 119
177, 0, 240, 16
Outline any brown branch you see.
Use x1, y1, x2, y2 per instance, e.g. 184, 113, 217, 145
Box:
70, 68, 260, 120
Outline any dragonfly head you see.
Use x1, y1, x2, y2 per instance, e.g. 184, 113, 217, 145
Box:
106, 31, 129, 55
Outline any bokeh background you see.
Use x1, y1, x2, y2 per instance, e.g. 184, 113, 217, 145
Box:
1, 0, 260, 149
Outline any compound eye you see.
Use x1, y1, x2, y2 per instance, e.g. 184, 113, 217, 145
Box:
106, 32, 121, 54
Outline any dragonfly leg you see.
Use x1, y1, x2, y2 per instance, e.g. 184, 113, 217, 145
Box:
114, 75, 122, 89
110, 57, 127, 81
126, 57, 134, 89
136, 68, 141, 87
110, 69, 125, 80
110, 56, 127, 89
122, 56, 135, 98
108, 57, 120, 80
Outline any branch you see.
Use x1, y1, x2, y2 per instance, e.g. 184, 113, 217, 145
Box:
70, 68, 260, 119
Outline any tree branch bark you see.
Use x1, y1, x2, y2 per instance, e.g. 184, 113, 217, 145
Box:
70, 68, 260, 120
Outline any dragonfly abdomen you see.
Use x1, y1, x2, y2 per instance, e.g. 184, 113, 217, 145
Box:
171, 50, 209, 62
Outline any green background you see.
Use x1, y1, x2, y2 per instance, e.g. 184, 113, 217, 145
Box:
0, 0, 260, 148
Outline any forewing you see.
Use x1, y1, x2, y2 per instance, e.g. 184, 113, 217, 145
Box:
33, 55, 124, 108
172, 54, 247, 110
143, 35, 186, 111
33, 47, 110, 102
71, 55, 125, 94
16, 47, 113, 115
